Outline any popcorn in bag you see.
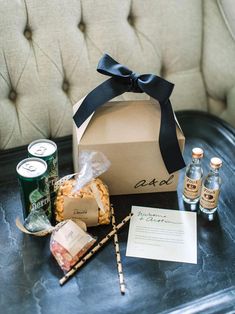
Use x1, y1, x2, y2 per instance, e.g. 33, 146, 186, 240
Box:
54, 151, 111, 227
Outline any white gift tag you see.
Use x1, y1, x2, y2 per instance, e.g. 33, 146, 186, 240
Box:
53, 220, 92, 257
63, 196, 99, 227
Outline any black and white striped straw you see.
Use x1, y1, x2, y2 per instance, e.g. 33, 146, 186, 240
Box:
111, 206, 126, 294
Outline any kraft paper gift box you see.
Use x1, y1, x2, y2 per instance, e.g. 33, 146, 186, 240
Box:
73, 99, 185, 195
72, 54, 185, 195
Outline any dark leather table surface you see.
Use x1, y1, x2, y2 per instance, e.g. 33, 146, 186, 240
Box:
1, 111, 235, 314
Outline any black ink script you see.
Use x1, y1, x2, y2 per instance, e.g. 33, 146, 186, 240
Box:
134, 175, 174, 189
73, 209, 87, 215
137, 211, 182, 225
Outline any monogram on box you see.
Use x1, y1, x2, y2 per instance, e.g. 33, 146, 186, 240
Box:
73, 54, 185, 195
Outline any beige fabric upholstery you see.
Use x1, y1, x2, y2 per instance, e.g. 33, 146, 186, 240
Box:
0, 0, 234, 149
218, 0, 235, 40
203, 0, 235, 126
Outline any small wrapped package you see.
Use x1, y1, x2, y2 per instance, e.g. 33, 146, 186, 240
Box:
55, 151, 111, 226
73, 54, 185, 195
50, 219, 96, 273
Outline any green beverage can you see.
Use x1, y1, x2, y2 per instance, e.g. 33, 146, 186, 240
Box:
16, 157, 51, 220
28, 139, 59, 196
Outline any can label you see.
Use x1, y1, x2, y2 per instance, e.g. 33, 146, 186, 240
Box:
200, 186, 220, 210
46, 155, 59, 193
17, 158, 52, 220
183, 176, 202, 199
19, 176, 52, 219
29, 181, 51, 217
31, 195, 50, 211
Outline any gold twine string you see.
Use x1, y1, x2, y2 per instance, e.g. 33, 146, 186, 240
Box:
111, 206, 125, 294
59, 212, 132, 286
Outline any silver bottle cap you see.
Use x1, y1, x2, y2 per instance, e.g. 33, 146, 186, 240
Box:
28, 139, 57, 157
192, 147, 204, 159
16, 157, 47, 178
210, 157, 222, 169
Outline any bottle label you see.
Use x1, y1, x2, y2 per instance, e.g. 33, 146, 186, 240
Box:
183, 176, 202, 199
200, 186, 220, 209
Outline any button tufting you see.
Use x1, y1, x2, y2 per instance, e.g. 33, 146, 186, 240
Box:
127, 15, 134, 26
62, 81, 69, 92
24, 28, 32, 40
9, 90, 17, 101
78, 22, 85, 32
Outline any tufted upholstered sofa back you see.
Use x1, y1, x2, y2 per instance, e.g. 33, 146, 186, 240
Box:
0, 0, 235, 149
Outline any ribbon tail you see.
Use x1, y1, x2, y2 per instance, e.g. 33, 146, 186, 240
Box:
159, 99, 186, 173
73, 78, 127, 128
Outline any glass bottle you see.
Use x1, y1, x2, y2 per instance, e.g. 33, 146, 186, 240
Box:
182, 147, 204, 204
199, 157, 222, 220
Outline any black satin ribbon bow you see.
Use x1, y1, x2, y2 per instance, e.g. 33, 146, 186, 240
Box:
73, 54, 185, 174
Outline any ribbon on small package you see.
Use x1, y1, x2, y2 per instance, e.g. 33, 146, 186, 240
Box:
16, 216, 87, 236
73, 54, 185, 174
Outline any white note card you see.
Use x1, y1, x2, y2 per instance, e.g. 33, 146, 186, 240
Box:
126, 206, 197, 264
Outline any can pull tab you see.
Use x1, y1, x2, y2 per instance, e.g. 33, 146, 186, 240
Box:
35, 145, 47, 155
22, 162, 36, 172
